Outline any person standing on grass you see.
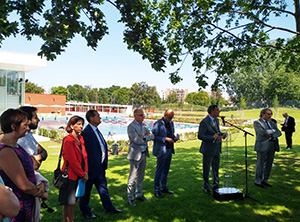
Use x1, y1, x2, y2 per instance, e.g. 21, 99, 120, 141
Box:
127, 108, 154, 207
18, 106, 48, 171
198, 105, 227, 195
152, 109, 178, 198
79, 110, 122, 218
281, 113, 295, 149
17, 106, 50, 221
59, 116, 88, 222
254, 108, 281, 188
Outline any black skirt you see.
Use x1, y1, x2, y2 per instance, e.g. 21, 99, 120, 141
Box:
58, 178, 79, 205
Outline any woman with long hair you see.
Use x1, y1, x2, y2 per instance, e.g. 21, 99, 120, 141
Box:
59, 115, 88, 222
0, 109, 48, 221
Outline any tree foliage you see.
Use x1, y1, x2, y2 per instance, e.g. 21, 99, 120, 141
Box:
25, 81, 45, 93
46, 82, 159, 105
185, 91, 210, 106
50, 86, 67, 96
225, 46, 300, 104
166, 92, 178, 104
2, 1, 300, 88
129, 82, 160, 106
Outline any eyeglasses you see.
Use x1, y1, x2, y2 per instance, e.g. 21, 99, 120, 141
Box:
41, 201, 55, 213
266, 113, 272, 116
136, 114, 145, 117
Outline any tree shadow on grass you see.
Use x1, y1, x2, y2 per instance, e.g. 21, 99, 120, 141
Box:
39, 141, 300, 222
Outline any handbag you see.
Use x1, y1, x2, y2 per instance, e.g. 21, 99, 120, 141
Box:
53, 138, 69, 189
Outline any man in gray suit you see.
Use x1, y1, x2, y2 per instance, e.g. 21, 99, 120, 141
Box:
198, 105, 227, 195
254, 108, 281, 188
127, 109, 154, 207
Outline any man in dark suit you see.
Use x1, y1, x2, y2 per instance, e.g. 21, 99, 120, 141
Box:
79, 110, 122, 218
127, 109, 154, 206
282, 113, 295, 149
152, 109, 178, 198
254, 108, 281, 188
198, 105, 227, 195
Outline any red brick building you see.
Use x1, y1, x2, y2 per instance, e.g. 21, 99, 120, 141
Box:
25, 93, 66, 115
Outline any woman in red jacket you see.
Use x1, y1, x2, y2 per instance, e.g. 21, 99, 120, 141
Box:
59, 116, 88, 222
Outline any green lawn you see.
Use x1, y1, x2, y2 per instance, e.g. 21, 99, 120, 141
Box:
39, 109, 300, 221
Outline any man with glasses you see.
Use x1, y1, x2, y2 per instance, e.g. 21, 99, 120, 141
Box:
127, 109, 154, 207
152, 109, 178, 198
198, 105, 227, 195
254, 108, 281, 188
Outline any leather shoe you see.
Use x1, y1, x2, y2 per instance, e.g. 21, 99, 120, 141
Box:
154, 191, 164, 198
254, 183, 265, 188
213, 186, 219, 191
161, 189, 174, 194
83, 213, 96, 218
204, 188, 211, 195
106, 208, 123, 213
136, 195, 151, 201
128, 200, 136, 207
262, 182, 272, 187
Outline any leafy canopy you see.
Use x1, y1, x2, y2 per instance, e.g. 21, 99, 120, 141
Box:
1, 0, 300, 88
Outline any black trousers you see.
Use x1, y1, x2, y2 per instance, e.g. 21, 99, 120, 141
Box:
285, 131, 293, 148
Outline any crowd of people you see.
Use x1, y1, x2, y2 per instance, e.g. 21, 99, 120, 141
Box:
0, 105, 295, 221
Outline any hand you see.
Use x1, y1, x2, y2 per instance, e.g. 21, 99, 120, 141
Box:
41, 192, 48, 201
146, 131, 151, 135
82, 172, 89, 183
37, 182, 45, 192
35, 185, 48, 200
139, 135, 144, 139
165, 137, 174, 143
284, 124, 288, 127
213, 133, 223, 141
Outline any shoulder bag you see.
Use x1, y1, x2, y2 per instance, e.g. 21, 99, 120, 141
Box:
53, 138, 69, 189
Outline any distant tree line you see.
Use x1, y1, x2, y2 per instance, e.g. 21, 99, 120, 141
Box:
25, 81, 228, 107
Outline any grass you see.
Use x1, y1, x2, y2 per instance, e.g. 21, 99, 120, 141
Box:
38, 108, 300, 221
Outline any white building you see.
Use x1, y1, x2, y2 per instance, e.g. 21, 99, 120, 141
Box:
0, 51, 47, 114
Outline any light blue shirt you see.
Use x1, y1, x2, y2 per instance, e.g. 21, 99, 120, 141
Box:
134, 120, 147, 152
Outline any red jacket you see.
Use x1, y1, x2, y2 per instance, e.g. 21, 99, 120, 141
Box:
62, 133, 88, 180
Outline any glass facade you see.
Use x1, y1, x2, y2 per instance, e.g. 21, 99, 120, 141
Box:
0, 69, 25, 114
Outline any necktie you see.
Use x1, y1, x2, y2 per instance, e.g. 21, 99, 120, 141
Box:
95, 128, 106, 163
265, 121, 275, 141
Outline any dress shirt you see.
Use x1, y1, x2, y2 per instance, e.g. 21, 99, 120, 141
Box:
134, 120, 147, 152
89, 124, 106, 163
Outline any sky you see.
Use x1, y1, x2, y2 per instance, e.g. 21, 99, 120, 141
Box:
0, 2, 296, 95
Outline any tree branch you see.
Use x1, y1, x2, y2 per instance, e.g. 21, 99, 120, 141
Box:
194, 12, 300, 52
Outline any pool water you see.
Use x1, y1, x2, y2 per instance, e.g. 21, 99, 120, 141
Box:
39, 116, 198, 136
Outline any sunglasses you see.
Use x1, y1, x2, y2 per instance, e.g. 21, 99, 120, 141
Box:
41, 201, 55, 213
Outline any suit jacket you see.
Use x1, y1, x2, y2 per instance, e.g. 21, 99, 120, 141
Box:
127, 120, 154, 161
282, 116, 295, 133
62, 133, 88, 180
254, 118, 282, 152
198, 115, 224, 156
152, 118, 176, 157
81, 124, 108, 179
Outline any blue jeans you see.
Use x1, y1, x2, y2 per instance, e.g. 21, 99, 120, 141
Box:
154, 148, 173, 192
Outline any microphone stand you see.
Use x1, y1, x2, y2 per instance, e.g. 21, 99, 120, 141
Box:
220, 117, 260, 202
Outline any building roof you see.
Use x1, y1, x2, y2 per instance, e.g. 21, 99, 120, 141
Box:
0, 50, 47, 72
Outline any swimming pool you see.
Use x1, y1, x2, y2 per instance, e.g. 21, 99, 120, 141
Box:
39, 116, 198, 136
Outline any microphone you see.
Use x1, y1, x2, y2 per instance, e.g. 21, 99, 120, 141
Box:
220, 116, 226, 126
